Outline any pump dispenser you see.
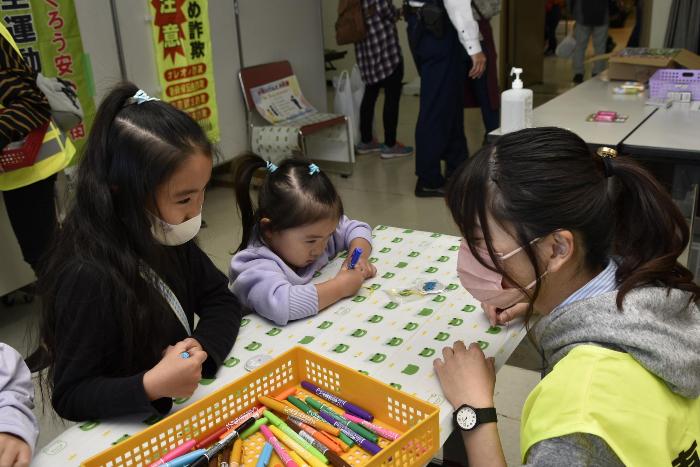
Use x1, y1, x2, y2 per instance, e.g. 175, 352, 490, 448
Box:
500, 67, 533, 134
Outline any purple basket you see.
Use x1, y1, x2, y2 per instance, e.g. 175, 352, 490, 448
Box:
649, 68, 700, 101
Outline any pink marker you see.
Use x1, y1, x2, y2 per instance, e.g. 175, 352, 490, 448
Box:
260, 424, 299, 467
148, 439, 196, 467
343, 413, 400, 441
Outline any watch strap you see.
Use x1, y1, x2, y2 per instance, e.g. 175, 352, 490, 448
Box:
474, 407, 497, 424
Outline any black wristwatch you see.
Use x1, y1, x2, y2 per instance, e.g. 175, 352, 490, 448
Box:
453, 404, 497, 431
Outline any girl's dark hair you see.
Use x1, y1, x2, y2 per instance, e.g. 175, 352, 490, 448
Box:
35, 82, 212, 378
446, 126, 698, 322
232, 154, 343, 252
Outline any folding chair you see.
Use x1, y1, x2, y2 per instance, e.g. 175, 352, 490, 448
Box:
239, 60, 354, 175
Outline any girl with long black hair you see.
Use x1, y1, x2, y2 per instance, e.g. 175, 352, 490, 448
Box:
35, 83, 243, 422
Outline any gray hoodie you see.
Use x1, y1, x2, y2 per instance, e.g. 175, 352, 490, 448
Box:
523, 287, 700, 466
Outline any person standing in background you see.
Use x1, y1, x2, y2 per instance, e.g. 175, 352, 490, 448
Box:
405, 0, 486, 197
570, 0, 609, 84
545, 0, 564, 55
354, 0, 414, 159
464, 0, 500, 142
0, 23, 57, 274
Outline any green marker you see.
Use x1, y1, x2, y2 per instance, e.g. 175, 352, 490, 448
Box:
287, 395, 316, 416
264, 410, 327, 464
287, 397, 355, 447
305, 398, 378, 443
240, 416, 269, 439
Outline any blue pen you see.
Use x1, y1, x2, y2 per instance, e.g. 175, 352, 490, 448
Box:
348, 247, 363, 269
163, 449, 206, 467
256, 442, 273, 467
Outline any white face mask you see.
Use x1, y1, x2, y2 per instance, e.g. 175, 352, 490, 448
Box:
150, 212, 202, 246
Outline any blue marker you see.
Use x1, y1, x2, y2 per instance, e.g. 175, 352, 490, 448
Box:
348, 247, 363, 269
256, 442, 273, 467
163, 449, 206, 467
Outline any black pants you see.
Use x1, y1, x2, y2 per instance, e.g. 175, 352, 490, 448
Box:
3, 174, 57, 272
360, 61, 404, 147
545, 5, 562, 52
407, 12, 468, 188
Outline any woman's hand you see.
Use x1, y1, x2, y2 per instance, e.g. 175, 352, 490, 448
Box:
482, 302, 528, 326
434, 341, 496, 409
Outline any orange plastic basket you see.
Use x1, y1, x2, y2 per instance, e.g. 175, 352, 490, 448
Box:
81, 346, 440, 467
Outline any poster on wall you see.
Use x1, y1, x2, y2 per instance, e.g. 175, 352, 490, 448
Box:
250, 76, 315, 124
148, 0, 220, 142
1, 0, 96, 155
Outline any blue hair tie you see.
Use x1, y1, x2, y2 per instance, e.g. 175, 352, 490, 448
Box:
132, 89, 159, 105
266, 161, 278, 173
308, 163, 320, 175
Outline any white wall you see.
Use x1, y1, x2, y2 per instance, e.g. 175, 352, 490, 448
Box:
648, 0, 672, 48
240, 0, 328, 111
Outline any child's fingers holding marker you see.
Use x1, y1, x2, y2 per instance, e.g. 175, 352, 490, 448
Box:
179, 337, 204, 352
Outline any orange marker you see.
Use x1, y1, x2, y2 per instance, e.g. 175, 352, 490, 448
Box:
274, 387, 297, 401
325, 434, 350, 452
258, 396, 339, 436
292, 420, 342, 454
228, 439, 242, 467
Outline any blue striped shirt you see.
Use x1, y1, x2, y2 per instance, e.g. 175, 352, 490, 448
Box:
555, 258, 618, 311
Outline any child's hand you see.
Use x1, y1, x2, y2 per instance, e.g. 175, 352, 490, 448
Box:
0, 433, 31, 467
342, 257, 376, 280
433, 341, 496, 410
144, 340, 207, 400
334, 265, 366, 297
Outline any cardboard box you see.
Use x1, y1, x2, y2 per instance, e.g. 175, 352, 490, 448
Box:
608, 48, 700, 82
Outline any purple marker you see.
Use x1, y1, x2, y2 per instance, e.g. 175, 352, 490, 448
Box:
318, 411, 381, 455
348, 248, 363, 269
300, 381, 373, 421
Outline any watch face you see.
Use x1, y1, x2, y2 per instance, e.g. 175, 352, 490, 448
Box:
456, 406, 477, 430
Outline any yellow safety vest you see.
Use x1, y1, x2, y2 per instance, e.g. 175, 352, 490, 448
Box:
0, 22, 75, 191
521, 345, 700, 467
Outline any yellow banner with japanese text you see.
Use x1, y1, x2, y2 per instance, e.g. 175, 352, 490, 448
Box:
148, 0, 219, 142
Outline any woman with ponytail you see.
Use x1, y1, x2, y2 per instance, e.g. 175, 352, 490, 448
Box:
34, 82, 244, 422
433, 127, 700, 466
228, 154, 375, 326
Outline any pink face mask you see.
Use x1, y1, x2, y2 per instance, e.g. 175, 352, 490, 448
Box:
457, 238, 543, 309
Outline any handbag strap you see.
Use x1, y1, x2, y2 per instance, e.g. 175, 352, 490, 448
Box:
140, 264, 192, 336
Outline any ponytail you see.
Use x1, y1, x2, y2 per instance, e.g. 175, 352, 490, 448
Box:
232, 153, 266, 252
232, 154, 344, 253
446, 127, 699, 323
609, 157, 699, 306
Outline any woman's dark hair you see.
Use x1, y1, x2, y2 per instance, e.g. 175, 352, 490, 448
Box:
34, 82, 213, 379
446, 126, 698, 323
232, 154, 343, 252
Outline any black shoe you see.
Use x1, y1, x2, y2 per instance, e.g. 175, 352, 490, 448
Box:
573, 74, 584, 84
415, 182, 446, 198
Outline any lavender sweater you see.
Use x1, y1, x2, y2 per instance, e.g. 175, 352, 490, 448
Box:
0, 343, 38, 454
229, 215, 372, 325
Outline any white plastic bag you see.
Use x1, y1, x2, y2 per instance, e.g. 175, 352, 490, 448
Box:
333, 69, 360, 144
556, 34, 576, 59
350, 64, 364, 117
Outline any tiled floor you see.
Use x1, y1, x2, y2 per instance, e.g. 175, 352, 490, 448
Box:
0, 17, 635, 466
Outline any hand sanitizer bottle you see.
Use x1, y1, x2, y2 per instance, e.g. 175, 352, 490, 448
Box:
500, 67, 533, 134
